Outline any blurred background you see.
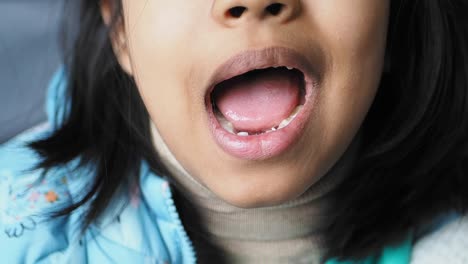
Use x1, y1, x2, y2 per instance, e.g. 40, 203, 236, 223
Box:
0, 0, 63, 143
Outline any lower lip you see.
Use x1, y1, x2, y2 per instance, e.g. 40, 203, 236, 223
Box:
206, 79, 317, 161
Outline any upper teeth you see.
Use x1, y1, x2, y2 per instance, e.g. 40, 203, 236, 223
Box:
273, 66, 294, 70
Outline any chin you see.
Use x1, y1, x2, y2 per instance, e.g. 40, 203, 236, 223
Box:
205, 163, 319, 208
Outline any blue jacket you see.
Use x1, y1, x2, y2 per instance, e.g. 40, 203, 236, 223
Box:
0, 69, 419, 263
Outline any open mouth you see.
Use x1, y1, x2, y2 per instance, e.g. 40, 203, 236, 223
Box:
205, 47, 318, 160
211, 66, 306, 136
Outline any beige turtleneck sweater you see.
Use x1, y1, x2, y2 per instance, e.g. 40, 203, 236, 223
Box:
151, 124, 359, 263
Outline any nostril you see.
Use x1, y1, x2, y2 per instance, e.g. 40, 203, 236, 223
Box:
227, 6, 247, 18
265, 3, 284, 16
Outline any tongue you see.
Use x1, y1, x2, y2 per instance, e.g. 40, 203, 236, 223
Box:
214, 68, 301, 132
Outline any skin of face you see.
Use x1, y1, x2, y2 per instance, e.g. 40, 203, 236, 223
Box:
101, 0, 390, 208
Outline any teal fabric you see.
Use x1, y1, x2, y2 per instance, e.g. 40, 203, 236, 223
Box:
0, 69, 196, 263
0, 69, 414, 263
325, 234, 412, 264
0, 127, 196, 263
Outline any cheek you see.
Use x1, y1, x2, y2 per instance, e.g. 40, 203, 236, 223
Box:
306, 0, 389, 71
124, 0, 197, 45
122, 1, 199, 87
302, 1, 389, 162
122, 1, 204, 129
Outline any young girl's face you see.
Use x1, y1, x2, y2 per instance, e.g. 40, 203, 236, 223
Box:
111, 0, 389, 207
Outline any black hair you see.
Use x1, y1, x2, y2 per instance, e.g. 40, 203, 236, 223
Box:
29, 0, 468, 261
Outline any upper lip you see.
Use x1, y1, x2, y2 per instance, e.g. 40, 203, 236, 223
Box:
206, 46, 319, 96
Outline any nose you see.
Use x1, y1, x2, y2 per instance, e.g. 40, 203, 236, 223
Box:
212, 0, 302, 27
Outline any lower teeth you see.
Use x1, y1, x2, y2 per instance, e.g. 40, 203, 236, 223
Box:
216, 105, 303, 136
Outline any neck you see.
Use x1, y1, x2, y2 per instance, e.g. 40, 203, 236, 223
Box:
151, 123, 359, 262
